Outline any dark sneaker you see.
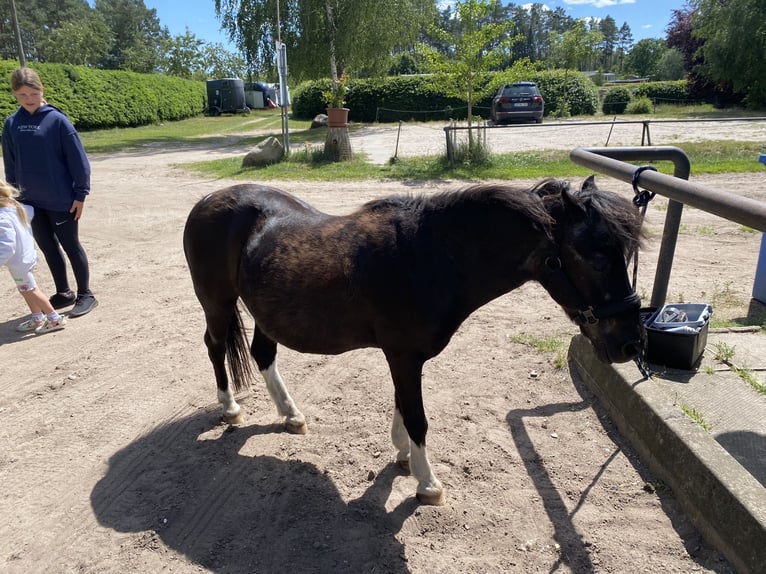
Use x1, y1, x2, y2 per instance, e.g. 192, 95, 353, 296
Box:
50, 290, 76, 309
69, 294, 98, 317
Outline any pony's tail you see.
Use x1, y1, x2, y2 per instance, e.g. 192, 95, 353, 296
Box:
226, 305, 254, 393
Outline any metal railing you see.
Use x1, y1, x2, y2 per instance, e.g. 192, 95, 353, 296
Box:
570, 146, 766, 307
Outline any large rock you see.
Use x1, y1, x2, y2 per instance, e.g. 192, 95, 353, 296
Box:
311, 114, 328, 129
242, 136, 285, 167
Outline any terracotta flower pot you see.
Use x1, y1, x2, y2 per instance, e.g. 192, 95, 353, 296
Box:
326, 107, 349, 127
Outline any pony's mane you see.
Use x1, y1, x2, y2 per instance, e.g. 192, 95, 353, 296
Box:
361, 178, 643, 255
361, 181, 557, 232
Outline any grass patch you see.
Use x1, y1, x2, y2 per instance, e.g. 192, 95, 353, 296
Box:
711, 341, 766, 395
508, 334, 567, 370
735, 367, 766, 395
78, 111, 307, 154
180, 139, 766, 182
650, 104, 760, 118
679, 403, 712, 431
712, 341, 736, 363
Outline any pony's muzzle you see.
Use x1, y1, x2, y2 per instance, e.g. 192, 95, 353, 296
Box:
620, 340, 642, 361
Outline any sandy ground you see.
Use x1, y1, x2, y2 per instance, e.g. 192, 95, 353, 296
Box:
1, 119, 763, 573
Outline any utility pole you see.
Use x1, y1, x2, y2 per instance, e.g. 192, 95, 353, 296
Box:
276, 0, 290, 154
9, 0, 26, 67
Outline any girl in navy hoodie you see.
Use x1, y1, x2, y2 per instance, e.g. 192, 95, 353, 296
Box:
2, 67, 97, 317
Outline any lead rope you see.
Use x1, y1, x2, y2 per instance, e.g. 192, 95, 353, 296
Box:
631, 166, 658, 379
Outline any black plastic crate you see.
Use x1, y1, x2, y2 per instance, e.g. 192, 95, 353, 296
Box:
643, 304, 713, 369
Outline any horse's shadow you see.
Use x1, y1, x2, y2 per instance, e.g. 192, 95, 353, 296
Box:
91, 408, 415, 573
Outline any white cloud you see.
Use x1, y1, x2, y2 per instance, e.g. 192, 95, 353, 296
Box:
564, 0, 636, 8
521, 3, 552, 10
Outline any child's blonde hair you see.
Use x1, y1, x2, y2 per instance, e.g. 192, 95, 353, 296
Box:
0, 180, 28, 227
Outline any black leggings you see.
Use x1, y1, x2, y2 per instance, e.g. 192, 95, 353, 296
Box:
30, 207, 91, 296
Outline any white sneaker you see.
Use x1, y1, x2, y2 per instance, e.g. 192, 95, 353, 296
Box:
35, 316, 67, 333
17, 317, 45, 332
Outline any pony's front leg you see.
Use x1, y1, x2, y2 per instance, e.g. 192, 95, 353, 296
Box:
261, 362, 307, 434
251, 327, 306, 434
385, 351, 445, 506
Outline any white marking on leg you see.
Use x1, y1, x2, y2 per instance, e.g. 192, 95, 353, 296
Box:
261, 362, 307, 434
410, 442, 445, 505
391, 408, 410, 466
217, 387, 242, 424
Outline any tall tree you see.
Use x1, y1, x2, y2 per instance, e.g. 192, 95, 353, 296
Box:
691, 0, 766, 107
158, 29, 207, 80
0, 0, 92, 62
418, 0, 522, 128
624, 38, 666, 78
615, 22, 633, 72
42, 13, 113, 66
549, 20, 602, 72
95, 0, 167, 72
665, 5, 700, 74
655, 47, 685, 81
597, 15, 617, 71
215, 0, 436, 82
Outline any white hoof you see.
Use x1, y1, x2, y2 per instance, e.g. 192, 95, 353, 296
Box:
416, 483, 446, 506
223, 410, 244, 425
285, 418, 308, 434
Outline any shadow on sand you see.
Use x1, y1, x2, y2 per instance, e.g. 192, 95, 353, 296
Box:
91, 408, 416, 573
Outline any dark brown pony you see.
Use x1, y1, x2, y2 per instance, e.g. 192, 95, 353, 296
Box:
183, 176, 644, 505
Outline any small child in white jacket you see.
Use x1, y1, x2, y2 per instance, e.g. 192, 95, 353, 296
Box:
0, 180, 66, 333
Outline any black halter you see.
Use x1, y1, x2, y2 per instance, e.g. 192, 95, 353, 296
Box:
541, 256, 641, 326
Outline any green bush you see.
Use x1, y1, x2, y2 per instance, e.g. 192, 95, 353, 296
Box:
0, 60, 206, 137
602, 86, 632, 114
291, 70, 599, 122
633, 80, 691, 105
533, 70, 598, 117
292, 75, 471, 123
626, 96, 654, 114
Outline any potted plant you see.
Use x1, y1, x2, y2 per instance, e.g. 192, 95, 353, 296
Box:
322, 74, 349, 127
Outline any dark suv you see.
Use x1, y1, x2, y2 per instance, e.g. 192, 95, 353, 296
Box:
490, 82, 544, 124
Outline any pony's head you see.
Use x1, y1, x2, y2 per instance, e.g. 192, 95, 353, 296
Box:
537, 176, 645, 363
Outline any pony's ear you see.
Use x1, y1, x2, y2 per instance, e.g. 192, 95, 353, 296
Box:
561, 183, 587, 213
581, 175, 598, 192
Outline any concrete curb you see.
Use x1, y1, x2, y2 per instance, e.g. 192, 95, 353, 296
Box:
569, 334, 766, 574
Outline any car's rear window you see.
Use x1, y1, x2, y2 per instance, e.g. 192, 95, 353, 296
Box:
504, 85, 537, 96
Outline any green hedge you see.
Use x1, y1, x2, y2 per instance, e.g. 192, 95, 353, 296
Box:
632, 80, 692, 104
292, 76, 470, 122
1, 60, 206, 137
291, 70, 599, 122
603, 86, 632, 114
600, 80, 692, 114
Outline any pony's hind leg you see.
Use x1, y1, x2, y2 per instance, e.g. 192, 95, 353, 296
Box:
203, 308, 244, 425
384, 351, 445, 506
251, 326, 307, 434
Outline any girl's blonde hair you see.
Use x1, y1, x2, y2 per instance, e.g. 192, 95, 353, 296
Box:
0, 180, 28, 227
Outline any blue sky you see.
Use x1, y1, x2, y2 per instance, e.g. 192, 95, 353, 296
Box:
547, 0, 687, 40
145, 0, 688, 52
